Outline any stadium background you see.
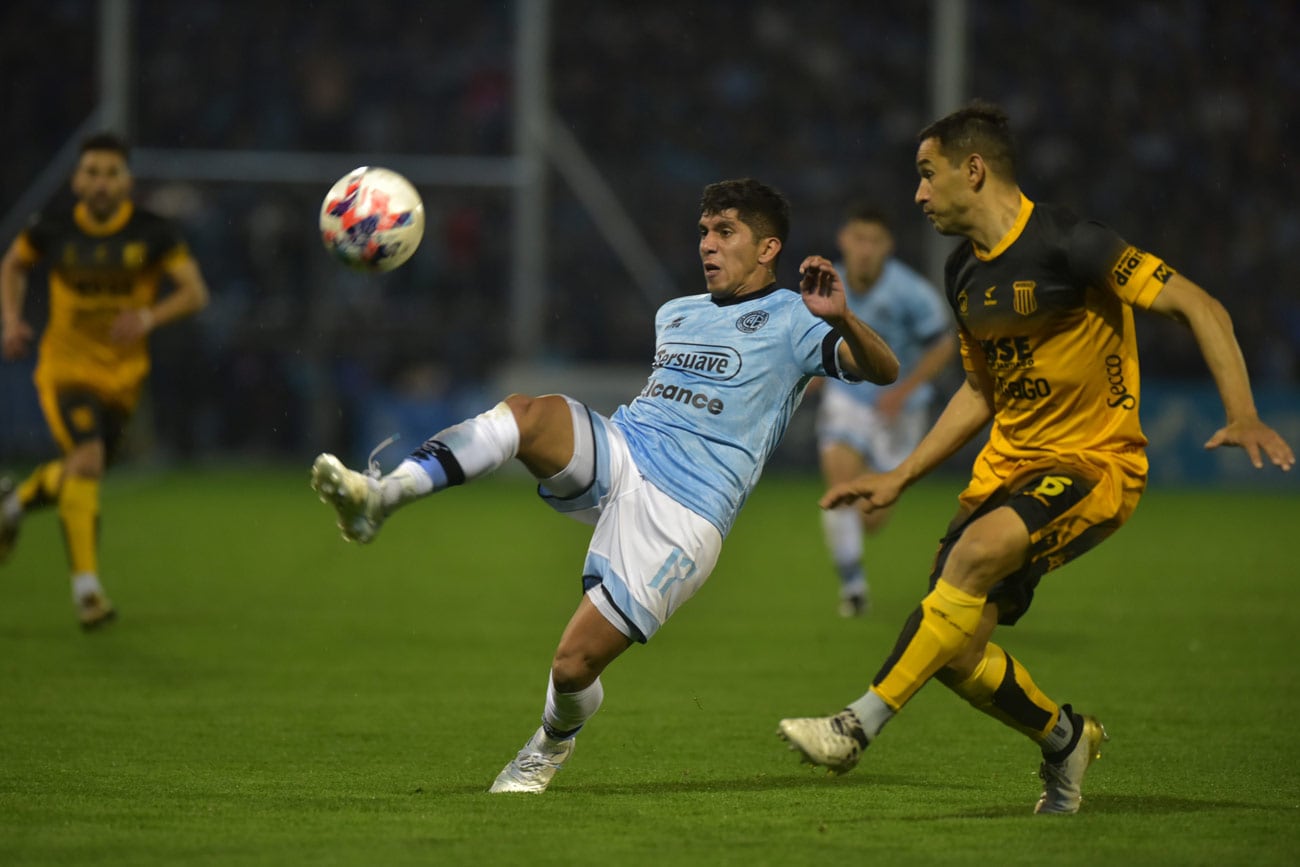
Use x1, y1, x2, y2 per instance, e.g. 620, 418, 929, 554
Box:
1, 0, 1297, 487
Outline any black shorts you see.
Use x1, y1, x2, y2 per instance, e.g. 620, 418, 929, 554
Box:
40, 386, 132, 463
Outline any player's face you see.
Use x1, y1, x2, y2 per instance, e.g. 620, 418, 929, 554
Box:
72, 150, 132, 221
914, 137, 969, 236
836, 219, 893, 292
698, 209, 778, 300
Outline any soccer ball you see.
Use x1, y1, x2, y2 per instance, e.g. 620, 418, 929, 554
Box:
319, 166, 425, 272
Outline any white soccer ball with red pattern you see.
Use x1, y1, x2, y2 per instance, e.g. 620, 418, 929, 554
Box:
319, 166, 425, 272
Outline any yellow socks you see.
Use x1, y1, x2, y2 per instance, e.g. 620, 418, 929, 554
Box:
57, 474, 100, 576
18, 461, 64, 510
872, 579, 985, 710
944, 642, 1060, 740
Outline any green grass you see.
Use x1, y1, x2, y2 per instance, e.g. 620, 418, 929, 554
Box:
1, 467, 1297, 866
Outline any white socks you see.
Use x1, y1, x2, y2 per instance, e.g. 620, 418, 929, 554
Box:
543, 674, 604, 740
71, 572, 103, 603
383, 401, 521, 506
847, 689, 895, 741
821, 506, 866, 596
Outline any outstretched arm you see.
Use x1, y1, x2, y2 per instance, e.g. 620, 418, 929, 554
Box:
0, 239, 35, 360
110, 255, 211, 343
799, 255, 899, 385
821, 367, 993, 510
1147, 273, 1294, 471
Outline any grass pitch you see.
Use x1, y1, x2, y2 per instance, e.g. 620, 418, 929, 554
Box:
0, 466, 1296, 865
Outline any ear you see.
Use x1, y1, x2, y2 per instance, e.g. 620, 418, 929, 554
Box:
757, 235, 782, 266
967, 154, 987, 191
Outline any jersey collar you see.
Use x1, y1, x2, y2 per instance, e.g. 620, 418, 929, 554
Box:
710, 282, 781, 307
74, 201, 134, 236
973, 193, 1034, 262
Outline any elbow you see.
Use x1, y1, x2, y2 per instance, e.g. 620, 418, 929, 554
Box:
1208, 295, 1233, 335
883, 356, 901, 385
191, 282, 212, 314
871, 355, 901, 386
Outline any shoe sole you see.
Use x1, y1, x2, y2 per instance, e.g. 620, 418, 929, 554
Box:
311, 455, 348, 502
311, 455, 377, 543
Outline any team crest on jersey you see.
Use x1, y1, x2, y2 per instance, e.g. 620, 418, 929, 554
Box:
735, 310, 769, 333
1013, 281, 1037, 315
123, 242, 147, 268
70, 405, 96, 433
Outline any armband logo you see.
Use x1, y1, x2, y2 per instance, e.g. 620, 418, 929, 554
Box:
1111, 246, 1148, 287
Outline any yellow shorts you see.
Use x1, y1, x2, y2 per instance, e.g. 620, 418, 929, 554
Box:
932, 446, 1147, 624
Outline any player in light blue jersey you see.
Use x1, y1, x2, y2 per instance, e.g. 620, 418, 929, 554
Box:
814, 203, 955, 616
310, 178, 899, 794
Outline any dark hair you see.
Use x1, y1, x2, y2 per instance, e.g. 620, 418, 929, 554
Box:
700, 178, 790, 249
917, 99, 1017, 181
80, 131, 130, 160
841, 201, 893, 234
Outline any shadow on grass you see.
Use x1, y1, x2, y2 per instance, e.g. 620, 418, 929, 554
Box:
891, 793, 1276, 821
429, 772, 982, 798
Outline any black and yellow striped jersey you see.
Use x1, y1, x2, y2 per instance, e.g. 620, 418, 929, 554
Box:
944, 194, 1174, 460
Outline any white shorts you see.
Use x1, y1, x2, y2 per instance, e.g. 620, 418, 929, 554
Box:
815, 387, 927, 473
538, 411, 722, 643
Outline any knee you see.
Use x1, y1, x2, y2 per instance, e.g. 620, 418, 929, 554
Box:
942, 535, 1019, 593
502, 393, 550, 441
63, 442, 106, 479
551, 647, 600, 693
502, 393, 536, 416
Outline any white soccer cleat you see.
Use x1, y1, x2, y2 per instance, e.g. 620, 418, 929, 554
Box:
1035, 705, 1109, 814
489, 727, 576, 794
310, 453, 385, 543
837, 592, 868, 618
777, 709, 869, 775
76, 590, 117, 631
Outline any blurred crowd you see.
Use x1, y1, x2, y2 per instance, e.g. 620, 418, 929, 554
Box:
2, 0, 1297, 462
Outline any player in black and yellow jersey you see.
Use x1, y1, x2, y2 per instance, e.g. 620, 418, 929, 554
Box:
0, 132, 209, 629
777, 101, 1294, 813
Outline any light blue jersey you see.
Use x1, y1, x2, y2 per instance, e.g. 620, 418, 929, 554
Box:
826, 258, 949, 411
611, 285, 851, 536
